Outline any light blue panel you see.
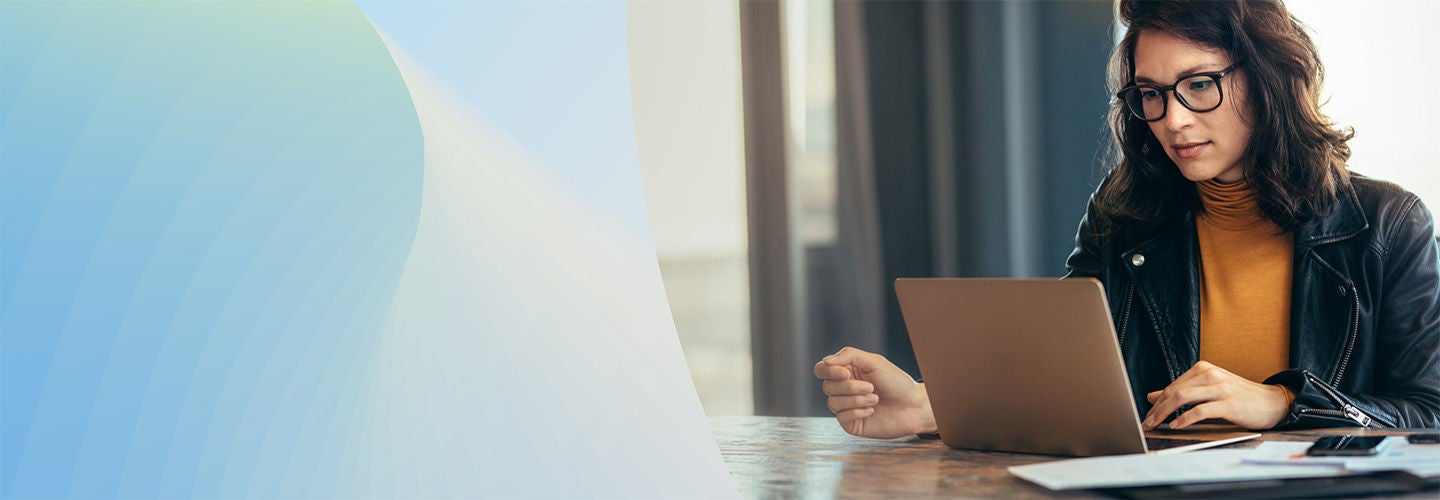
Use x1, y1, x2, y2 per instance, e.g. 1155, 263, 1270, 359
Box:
353, 0, 653, 244
0, 1, 423, 497
348, 2, 736, 497
3, 0, 734, 497
331, 38, 736, 496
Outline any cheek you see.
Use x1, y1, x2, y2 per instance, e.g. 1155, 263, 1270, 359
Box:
1218, 105, 1253, 150
1228, 122, 1253, 152
1222, 84, 1254, 145
1145, 123, 1174, 158
1146, 122, 1169, 143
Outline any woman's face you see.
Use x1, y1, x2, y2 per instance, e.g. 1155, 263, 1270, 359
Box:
1133, 30, 1252, 183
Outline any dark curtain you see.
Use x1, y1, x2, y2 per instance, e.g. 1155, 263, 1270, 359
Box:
745, 0, 1115, 416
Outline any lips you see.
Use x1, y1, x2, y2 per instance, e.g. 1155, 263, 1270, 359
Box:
1172, 141, 1210, 160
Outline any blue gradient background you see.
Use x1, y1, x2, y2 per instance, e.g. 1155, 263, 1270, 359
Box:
1, 0, 731, 497
355, 0, 653, 242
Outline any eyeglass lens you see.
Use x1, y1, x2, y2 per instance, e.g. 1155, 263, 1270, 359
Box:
1125, 75, 1223, 121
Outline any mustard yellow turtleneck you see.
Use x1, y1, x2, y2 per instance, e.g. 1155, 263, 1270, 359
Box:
1195, 179, 1293, 383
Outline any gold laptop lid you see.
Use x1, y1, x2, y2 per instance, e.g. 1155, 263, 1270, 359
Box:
895, 278, 1146, 456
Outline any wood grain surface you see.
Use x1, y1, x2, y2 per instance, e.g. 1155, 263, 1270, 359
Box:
709, 416, 1433, 498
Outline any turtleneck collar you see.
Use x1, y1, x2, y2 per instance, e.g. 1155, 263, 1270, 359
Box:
1196, 178, 1269, 231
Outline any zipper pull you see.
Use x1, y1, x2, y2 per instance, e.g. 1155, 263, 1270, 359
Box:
1344, 405, 1372, 427
1303, 371, 1377, 427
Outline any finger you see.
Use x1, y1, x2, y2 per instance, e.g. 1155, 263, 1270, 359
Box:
1144, 384, 1220, 429
1168, 401, 1227, 429
1166, 361, 1217, 391
1143, 382, 1189, 429
827, 394, 880, 414
1191, 361, 1237, 385
821, 346, 868, 364
823, 346, 886, 375
1144, 388, 1188, 429
1142, 401, 1172, 431
813, 363, 853, 381
1147, 362, 1235, 408
837, 407, 876, 436
822, 379, 875, 396
815, 347, 870, 379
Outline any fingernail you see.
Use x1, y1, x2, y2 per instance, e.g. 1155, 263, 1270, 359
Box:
866, 394, 879, 404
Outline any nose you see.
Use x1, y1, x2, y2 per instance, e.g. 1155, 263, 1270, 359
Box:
1162, 92, 1196, 132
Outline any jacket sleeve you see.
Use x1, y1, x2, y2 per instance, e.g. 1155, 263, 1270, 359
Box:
1267, 195, 1440, 429
1064, 186, 1108, 280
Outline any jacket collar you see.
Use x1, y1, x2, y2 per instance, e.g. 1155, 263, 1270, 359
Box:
1295, 180, 1369, 249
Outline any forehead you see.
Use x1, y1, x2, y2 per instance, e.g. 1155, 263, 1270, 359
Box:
1133, 30, 1232, 81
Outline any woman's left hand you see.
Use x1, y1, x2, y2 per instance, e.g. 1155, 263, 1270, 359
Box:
1142, 360, 1290, 430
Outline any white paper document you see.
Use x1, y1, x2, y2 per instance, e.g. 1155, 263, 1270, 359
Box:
1008, 449, 1347, 490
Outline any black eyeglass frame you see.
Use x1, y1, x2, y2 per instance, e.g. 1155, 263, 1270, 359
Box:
1116, 62, 1242, 122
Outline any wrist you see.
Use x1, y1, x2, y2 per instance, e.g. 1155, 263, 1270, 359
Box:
1264, 383, 1293, 429
913, 382, 938, 434
1276, 384, 1295, 409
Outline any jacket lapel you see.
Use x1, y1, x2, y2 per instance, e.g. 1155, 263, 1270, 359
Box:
1291, 182, 1368, 383
1123, 212, 1201, 380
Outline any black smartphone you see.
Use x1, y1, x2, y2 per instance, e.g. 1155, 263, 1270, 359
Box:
1408, 433, 1440, 444
1306, 435, 1389, 457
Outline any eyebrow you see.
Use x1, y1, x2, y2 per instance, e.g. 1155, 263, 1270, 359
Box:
1134, 63, 1226, 84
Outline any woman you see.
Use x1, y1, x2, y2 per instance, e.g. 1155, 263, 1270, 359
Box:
814, 0, 1439, 438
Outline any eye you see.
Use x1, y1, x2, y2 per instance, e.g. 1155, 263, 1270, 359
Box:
1139, 88, 1161, 101
1187, 79, 1214, 91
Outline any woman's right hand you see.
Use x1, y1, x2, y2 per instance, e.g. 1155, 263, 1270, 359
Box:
813, 347, 937, 439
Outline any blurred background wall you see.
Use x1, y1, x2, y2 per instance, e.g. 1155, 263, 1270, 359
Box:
630, 0, 1440, 418
628, 1, 751, 416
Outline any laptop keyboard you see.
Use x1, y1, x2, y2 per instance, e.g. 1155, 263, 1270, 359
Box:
1145, 437, 1207, 451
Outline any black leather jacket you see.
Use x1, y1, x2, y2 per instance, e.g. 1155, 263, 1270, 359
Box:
1065, 175, 1440, 429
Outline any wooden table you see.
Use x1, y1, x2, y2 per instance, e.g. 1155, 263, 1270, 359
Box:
709, 416, 1431, 498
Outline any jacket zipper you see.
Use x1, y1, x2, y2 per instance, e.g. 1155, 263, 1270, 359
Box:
1301, 246, 1368, 423
1332, 281, 1360, 386
1123, 253, 1178, 379
1297, 408, 1373, 427
1298, 408, 1372, 426
1117, 283, 1135, 350
1304, 371, 1375, 427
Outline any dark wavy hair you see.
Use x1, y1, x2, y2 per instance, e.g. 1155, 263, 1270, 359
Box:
1094, 0, 1352, 233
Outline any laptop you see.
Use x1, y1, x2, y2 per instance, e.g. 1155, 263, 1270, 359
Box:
894, 277, 1259, 457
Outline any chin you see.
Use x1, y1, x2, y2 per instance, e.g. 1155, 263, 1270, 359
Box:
1174, 161, 1225, 182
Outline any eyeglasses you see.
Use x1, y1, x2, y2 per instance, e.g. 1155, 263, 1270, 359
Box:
1116, 63, 1241, 122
